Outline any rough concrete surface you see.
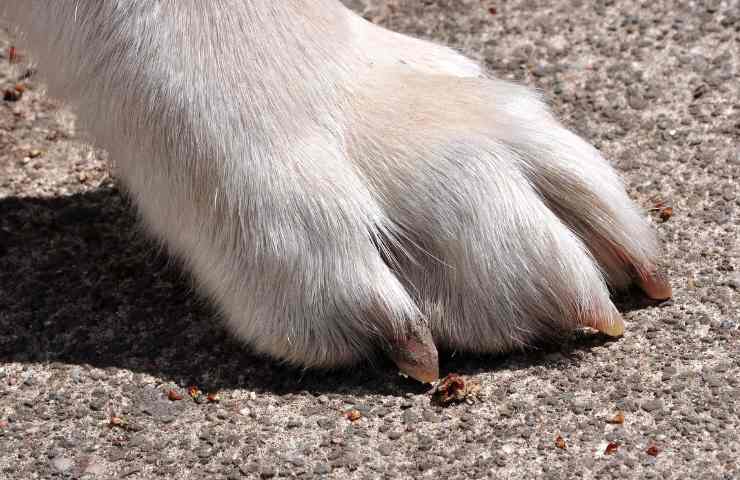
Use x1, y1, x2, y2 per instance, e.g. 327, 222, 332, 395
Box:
0, 1, 738, 479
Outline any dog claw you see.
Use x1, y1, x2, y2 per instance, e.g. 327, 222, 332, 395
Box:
389, 324, 439, 383
584, 304, 625, 337
635, 265, 672, 300
610, 246, 672, 300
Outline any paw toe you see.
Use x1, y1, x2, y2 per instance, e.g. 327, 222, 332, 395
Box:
582, 302, 625, 337
634, 263, 672, 300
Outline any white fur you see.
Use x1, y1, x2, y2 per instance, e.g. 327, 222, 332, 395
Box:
2, 1, 660, 369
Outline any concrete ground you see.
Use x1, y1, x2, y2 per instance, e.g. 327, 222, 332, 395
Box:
0, 0, 738, 478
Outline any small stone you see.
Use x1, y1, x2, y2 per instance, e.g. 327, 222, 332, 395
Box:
628, 92, 648, 110
83, 458, 107, 476
50, 456, 74, 473
571, 401, 588, 414
692, 84, 708, 99
239, 462, 260, 475
705, 376, 723, 387
422, 410, 440, 423
373, 407, 390, 418
89, 399, 106, 411
641, 399, 664, 412
332, 452, 360, 468
314, 462, 332, 475
729, 149, 740, 165
286, 418, 303, 428
160, 415, 175, 424
259, 465, 276, 478
317, 418, 336, 429
532, 63, 549, 77
120, 466, 142, 477
196, 448, 212, 459
727, 273, 740, 290
287, 456, 305, 467
402, 409, 419, 424
417, 434, 434, 451
388, 431, 403, 440
108, 450, 126, 463
378, 444, 393, 456
662, 367, 677, 380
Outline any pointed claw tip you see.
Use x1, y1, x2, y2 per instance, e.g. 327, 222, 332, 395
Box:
584, 306, 625, 338
636, 264, 672, 300
389, 327, 439, 384
639, 274, 672, 301
397, 361, 439, 384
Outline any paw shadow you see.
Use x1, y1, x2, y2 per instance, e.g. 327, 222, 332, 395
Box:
0, 188, 420, 395
437, 329, 621, 380
0, 187, 654, 396
612, 288, 669, 313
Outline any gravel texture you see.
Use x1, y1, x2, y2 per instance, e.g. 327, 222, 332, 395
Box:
1, 1, 738, 479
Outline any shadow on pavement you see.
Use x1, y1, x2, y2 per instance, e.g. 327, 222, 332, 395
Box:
0, 187, 644, 396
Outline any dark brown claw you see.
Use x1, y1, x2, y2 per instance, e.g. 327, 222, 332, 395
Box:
388, 323, 439, 384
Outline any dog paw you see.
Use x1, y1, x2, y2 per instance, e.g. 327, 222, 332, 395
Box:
181, 69, 670, 383
343, 69, 671, 366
